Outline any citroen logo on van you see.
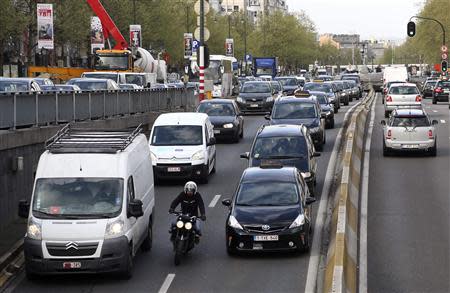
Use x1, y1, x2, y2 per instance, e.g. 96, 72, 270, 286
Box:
65, 242, 79, 250
261, 225, 270, 231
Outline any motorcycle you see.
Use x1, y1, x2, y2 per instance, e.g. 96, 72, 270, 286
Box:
170, 211, 199, 266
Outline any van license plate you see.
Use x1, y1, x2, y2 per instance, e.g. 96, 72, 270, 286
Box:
214, 130, 220, 134
250, 104, 259, 108
254, 235, 278, 241
63, 262, 81, 269
167, 167, 181, 172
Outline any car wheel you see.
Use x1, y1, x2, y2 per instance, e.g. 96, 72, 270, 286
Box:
25, 268, 38, 281
122, 246, 134, 279
430, 141, 437, 157
334, 106, 338, 113
383, 140, 390, 157
344, 98, 349, 106
141, 220, 153, 252
330, 119, 335, 129
302, 227, 312, 252
432, 98, 437, 104
200, 164, 209, 184
382, 97, 384, 104
232, 132, 240, 143
239, 125, 244, 138
384, 111, 389, 118
316, 143, 323, 152
211, 156, 216, 174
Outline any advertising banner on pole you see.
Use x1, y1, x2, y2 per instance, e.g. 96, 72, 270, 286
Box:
37, 4, 54, 50
184, 33, 193, 59
130, 25, 142, 47
225, 38, 234, 57
90, 16, 105, 54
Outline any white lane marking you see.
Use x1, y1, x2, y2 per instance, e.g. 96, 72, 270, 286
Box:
305, 95, 365, 293
158, 274, 176, 293
440, 120, 446, 123
433, 110, 438, 113
359, 91, 376, 293
209, 194, 222, 208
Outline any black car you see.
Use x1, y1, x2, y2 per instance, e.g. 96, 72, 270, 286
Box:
222, 166, 316, 254
341, 74, 363, 98
332, 81, 350, 106
432, 80, 450, 104
422, 80, 437, 98
236, 81, 275, 113
303, 82, 339, 112
240, 124, 320, 195
265, 96, 326, 151
270, 80, 283, 97
274, 76, 300, 96
197, 99, 244, 142
309, 91, 334, 128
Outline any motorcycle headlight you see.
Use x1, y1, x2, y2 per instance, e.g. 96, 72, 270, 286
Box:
176, 221, 184, 228
236, 97, 243, 103
325, 111, 332, 116
191, 150, 205, 161
27, 218, 42, 240
223, 123, 234, 129
185, 222, 193, 230
266, 96, 274, 102
341, 92, 346, 96
228, 215, 243, 230
289, 214, 305, 229
105, 218, 124, 239
150, 151, 158, 163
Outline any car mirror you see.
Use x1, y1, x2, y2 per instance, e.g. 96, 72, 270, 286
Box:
313, 152, 321, 157
222, 199, 232, 207
264, 114, 271, 120
305, 197, 316, 205
128, 199, 143, 218
18, 200, 30, 218
207, 137, 216, 146
380, 120, 386, 126
432, 120, 438, 125
240, 152, 250, 159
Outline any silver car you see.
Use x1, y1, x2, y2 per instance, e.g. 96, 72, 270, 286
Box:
381, 108, 438, 156
384, 83, 422, 118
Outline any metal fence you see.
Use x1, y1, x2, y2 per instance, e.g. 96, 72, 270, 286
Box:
0, 88, 197, 129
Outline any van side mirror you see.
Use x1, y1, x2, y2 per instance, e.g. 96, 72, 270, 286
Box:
264, 114, 271, 120
128, 199, 144, 218
313, 152, 321, 157
207, 137, 216, 146
222, 199, 232, 207
432, 120, 438, 125
305, 197, 316, 205
18, 200, 30, 218
240, 152, 250, 159
380, 120, 386, 126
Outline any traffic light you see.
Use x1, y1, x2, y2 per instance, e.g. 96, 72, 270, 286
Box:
442, 60, 448, 73
407, 21, 416, 37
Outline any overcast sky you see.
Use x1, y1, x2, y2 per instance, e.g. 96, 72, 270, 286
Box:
287, 0, 426, 41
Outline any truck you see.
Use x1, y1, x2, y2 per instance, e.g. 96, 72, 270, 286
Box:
252, 57, 278, 78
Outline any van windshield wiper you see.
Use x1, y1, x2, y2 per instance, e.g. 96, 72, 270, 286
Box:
32, 210, 65, 218
262, 155, 306, 159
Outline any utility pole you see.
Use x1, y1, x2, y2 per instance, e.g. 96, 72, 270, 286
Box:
244, 0, 248, 76
133, 0, 136, 24
199, 0, 205, 100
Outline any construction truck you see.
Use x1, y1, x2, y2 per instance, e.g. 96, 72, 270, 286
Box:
28, 0, 166, 83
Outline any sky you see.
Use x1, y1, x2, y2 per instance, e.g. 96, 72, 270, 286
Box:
286, 0, 426, 41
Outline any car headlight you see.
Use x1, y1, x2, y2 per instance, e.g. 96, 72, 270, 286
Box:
236, 97, 243, 103
150, 151, 158, 163
266, 96, 274, 102
105, 218, 124, 239
289, 214, 305, 229
191, 150, 205, 161
176, 221, 184, 228
301, 172, 312, 179
341, 93, 346, 96
27, 218, 42, 240
185, 222, 193, 230
223, 123, 234, 129
310, 126, 320, 133
228, 215, 243, 230
325, 111, 332, 116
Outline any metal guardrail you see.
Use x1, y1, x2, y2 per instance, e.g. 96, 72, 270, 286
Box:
0, 88, 197, 129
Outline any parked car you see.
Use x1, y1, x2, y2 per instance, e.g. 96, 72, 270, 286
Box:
197, 99, 244, 143
236, 81, 275, 114
432, 79, 450, 104
381, 108, 438, 156
0, 77, 41, 93
66, 78, 120, 91
222, 165, 316, 254
384, 83, 422, 118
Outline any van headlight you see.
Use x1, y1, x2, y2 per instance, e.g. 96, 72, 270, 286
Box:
223, 123, 234, 129
236, 97, 243, 103
228, 215, 243, 230
184, 222, 193, 230
191, 150, 205, 161
27, 218, 42, 240
289, 214, 305, 229
105, 218, 124, 239
150, 151, 158, 163
266, 96, 274, 102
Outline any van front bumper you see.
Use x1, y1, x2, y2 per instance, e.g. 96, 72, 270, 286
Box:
153, 163, 207, 180
24, 236, 129, 275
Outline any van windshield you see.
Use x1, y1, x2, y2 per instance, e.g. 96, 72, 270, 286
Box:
152, 125, 203, 146
32, 178, 123, 219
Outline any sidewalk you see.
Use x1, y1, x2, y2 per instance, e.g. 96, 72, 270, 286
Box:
0, 219, 26, 258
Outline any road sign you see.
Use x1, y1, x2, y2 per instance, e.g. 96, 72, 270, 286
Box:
441, 45, 448, 53
194, 0, 210, 15
193, 40, 200, 50
442, 53, 448, 60
183, 33, 193, 59
245, 54, 252, 63
194, 27, 210, 42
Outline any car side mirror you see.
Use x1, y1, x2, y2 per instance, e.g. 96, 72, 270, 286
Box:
207, 137, 216, 146
18, 200, 30, 218
264, 114, 271, 120
222, 199, 232, 207
380, 120, 386, 126
432, 120, 438, 125
240, 152, 250, 159
128, 199, 144, 218
313, 152, 321, 157
305, 197, 316, 205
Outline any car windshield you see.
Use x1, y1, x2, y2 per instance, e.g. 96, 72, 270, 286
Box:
303, 83, 333, 93
276, 78, 297, 86
389, 86, 419, 95
313, 94, 328, 104
69, 81, 107, 91
83, 73, 118, 81
342, 76, 359, 83
236, 181, 299, 206
94, 55, 129, 71
151, 125, 203, 146
32, 178, 123, 219
391, 116, 430, 127
197, 103, 235, 116
252, 136, 307, 159
0, 81, 29, 92
241, 83, 271, 93
125, 75, 145, 86
438, 81, 450, 88
271, 82, 281, 91
273, 102, 317, 119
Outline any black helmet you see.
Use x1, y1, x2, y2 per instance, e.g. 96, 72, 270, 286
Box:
184, 181, 197, 194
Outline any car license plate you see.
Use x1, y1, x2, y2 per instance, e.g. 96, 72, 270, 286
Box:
63, 262, 81, 269
167, 167, 181, 172
254, 235, 278, 241
214, 130, 220, 134
402, 144, 418, 149
250, 104, 259, 108
444, 89, 449, 93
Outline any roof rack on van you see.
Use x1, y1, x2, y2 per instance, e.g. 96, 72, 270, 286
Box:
45, 123, 143, 154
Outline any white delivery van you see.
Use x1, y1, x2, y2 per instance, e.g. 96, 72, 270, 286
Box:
383, 66, 408, 85
19, 124, 154, 279
149, 113, 217, 184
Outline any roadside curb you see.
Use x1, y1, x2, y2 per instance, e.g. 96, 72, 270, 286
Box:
0, 239, 23, 290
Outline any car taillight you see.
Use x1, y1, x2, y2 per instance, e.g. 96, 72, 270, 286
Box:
435, 87, 442, 93
386, 129, 392, 139
386, 96, 392, 102
428, 129, 433, 139
415, 95, 422, 102
383, 88, 387, 94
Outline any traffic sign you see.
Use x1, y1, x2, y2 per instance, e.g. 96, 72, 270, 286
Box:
192, 40, 200, 50
245, 54, 252, 63
442, 53, 448, 60
441, 45, 448, 53
194, 0, 210, 15
194, 27, 210, 42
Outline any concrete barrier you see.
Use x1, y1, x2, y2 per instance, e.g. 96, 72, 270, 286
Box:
324, 91, 375, 293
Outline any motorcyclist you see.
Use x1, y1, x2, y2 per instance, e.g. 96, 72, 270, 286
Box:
169, 181, 206, 242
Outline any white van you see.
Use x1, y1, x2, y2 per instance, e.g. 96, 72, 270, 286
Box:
81, 72, 149, 88
383, 66, 408, 85
149, 113, 217, 184
19, 124, 154, 279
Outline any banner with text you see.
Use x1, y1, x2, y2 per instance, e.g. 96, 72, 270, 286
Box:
184, 33, 193, 59
90, 16, 105, 54
130, 25, 142, 47
225, 38, 234, 57
37, 4, 54, 49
